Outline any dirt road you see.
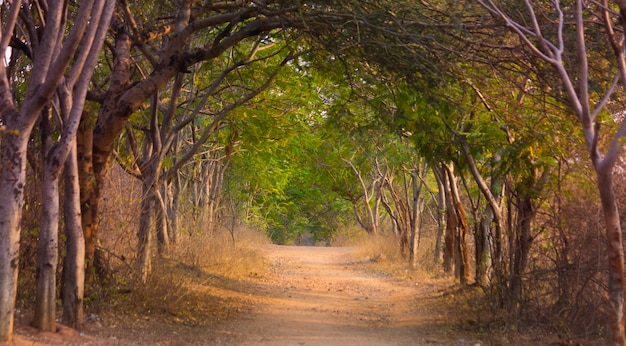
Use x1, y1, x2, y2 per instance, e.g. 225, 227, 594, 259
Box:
13, 244, 481, 345
212, 245, 462, 346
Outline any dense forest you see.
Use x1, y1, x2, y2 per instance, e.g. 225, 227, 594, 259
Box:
2, 0, 626, 344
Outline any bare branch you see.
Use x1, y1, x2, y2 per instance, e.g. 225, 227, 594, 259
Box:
0, 0, 22, 54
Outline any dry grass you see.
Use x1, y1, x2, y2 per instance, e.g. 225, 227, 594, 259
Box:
83, 164, 273, 328
172, 225, 270, 279
96, 225, 271, 329
340, 228, 604, 346
345, 227, 444, 282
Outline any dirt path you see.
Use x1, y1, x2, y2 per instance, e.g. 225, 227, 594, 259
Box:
12, 244, 484, 345
211, 245, 463, 346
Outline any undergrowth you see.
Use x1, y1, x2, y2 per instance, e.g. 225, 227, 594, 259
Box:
336, 227, 603, 345
94, 225, 270, 327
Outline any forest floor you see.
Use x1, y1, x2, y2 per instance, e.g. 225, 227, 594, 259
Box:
10, 244, 589, 345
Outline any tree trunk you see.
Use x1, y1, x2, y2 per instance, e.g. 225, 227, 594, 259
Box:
597, 168, 626, 345
33, 110, 60, 332
406, 167, 427, 267
433, 167, 446, 264
137, 180, 156, 283
77, 114, 99, 281
62, 141, 85, 329
456, 202, 471, 285
435, 164, 455, 273
379, 173, 412, 257
155, 186, 169, 254
408, 170, 421, 267
475, 162, 503, 287
0, 131, 30, 341
166, 175, 181, 244
443, 163, 471, 283
476, 204, 494, 286
509, 193, 535, 305
0, 0, 113, 339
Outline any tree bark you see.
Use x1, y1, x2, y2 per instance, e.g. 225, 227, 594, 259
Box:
77, 114, 98, 281
166, 174, 181, 244
597, 168, 625, 345
408, 169, 422, 267
0, 129, 30, 341
442, 163, 471, 283
433, 167, 446, 264
137, 180, 156, 283
62, 141, 85, 329
509, 193, 534, 304
155, 187, 169, 254
438, 164, 455, 273
476, 204, 494, 286
33, 109, 60, 332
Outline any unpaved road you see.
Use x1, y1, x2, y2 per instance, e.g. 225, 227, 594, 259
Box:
12, 245, 481, 345
212, 245, 460, 346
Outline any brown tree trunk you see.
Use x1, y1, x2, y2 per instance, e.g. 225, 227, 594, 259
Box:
62, 141, 85, 329
33, 109, 59, 332
597, 168, 626, 344
433, 167, 446, 265
476, 205, 493, 287
155, 187, 169, 255
0, 130, 31, 341
137, 180, 156, 284
77, 114, 98, 281
455, 202, 471, 285
443, 163, 471, 283
475, 164, 503, 287
509, 193, 535, 305
408, 169, 422, 267
165, 175, 180, 244
435, 164, 455, 273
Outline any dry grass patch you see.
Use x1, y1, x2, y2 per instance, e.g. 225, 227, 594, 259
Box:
98, 226, 271, 328
349, 231, 443, 283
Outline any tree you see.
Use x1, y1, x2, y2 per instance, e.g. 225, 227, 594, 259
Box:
79, 0, 304, 277
0, 0, 114, 340
118, 39, 293, 281
477, 0, 626, 342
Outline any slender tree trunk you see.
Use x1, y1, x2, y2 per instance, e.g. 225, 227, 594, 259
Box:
62, 141, 85, 329
137, 179, 156, 283
408, 170, 421, 267
155, 186, 169, 254
597, 168, 625, 344
33, 109, 60, 332
509, 194, 535, 305
475, 162, 502, 287
456, 202, 471, 285
203, 159, 215, 231
433, 167, 446, 264
443, 164, 470, 283
476, 204, 494, 286
436, 164, 455, 273
167, 174, 181, 244
77, 115, 99, 281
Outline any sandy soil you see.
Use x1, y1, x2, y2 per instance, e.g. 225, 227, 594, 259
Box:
210, 245, 462, 346
10, 245, 487, 345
